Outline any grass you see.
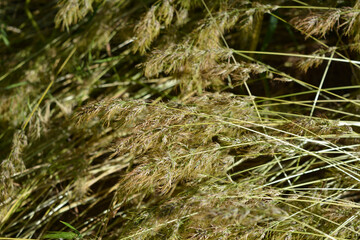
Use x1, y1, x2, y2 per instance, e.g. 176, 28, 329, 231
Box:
1, 0, 360, 239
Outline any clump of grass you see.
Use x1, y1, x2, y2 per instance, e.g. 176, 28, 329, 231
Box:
73, 91, 360, 239
2, 0, 360, 239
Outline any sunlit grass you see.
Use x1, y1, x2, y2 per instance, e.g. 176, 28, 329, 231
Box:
1, 0, 360, 239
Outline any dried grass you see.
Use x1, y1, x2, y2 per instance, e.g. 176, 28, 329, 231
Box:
2, 0, 360, 239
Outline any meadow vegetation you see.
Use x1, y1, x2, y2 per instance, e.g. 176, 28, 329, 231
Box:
2, 0, 360, 239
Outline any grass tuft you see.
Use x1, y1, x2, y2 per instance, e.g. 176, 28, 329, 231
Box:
2, 0, 360, 239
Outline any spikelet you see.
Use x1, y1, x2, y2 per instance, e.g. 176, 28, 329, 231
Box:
297, 47, 335, 73
0, 130, 27, 202
55, 0, 95, 31
292, 10, 341, 39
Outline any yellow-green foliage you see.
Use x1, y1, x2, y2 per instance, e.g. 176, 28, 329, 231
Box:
2, 0, 360, 239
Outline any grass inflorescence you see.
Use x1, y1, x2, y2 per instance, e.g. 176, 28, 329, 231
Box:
2, 0, 360, 239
